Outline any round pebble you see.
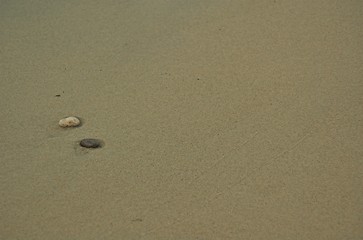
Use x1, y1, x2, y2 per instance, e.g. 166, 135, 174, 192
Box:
80, 138, 103, 148
59, 116, 81, 127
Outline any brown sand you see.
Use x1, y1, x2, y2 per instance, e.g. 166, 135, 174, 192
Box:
1, 0, 362, 239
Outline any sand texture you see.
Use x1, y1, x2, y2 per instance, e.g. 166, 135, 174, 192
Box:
1, 0, 362, 239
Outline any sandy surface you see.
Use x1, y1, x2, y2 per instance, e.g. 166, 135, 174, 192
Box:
1, 0, 362, 239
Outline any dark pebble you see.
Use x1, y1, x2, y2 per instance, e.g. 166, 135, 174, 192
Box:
80, 138, 103, 148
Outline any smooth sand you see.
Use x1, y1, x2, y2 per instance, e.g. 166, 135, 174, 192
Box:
1, 0, 362, 239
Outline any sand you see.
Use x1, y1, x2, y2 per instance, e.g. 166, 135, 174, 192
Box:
1, 0, 362, 239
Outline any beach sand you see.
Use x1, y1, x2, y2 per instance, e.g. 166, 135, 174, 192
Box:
1, 0, 362, 239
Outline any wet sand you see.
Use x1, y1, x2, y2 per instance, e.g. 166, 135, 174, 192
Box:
1, 0, 362, 239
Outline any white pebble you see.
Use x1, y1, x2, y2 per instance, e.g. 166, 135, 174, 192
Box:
59, 116, 81, 127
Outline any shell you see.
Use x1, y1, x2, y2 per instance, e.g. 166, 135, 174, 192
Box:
58, 116, 81, 127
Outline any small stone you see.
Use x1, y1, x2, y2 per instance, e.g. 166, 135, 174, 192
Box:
59, 116, 81, 127
80, 138, 103, 148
